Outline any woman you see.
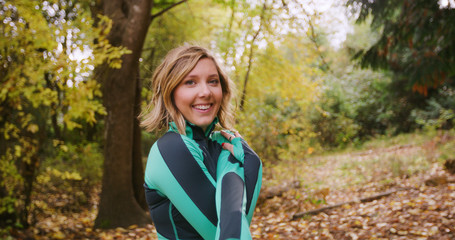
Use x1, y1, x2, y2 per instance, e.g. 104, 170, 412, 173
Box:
140, 45, 262, 240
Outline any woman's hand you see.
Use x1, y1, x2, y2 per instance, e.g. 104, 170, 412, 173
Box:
220, 130, 242, 156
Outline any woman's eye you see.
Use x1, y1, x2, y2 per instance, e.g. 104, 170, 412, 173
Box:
183, 80, 195, 85
209, 79, 219, 84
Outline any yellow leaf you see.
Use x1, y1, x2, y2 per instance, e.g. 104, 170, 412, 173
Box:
428, 204, 438, 210
353, 220, 362, 227
307, 147, 314, 154
60, 145, 69, 152
50, 231, 66, 239
128, 224, 138, 229
14, 145, 22, 157
429, 226, 439, 235
27, 124, 39, 133
408, 208, 420, 215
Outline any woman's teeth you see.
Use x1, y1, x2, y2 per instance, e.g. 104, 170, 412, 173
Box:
194, 104, 211, 110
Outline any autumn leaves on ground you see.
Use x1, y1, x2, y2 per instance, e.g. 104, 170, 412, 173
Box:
10, 131, 455, 240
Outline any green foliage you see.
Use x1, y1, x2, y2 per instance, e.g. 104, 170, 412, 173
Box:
412, 98, 455, 132
235, 39, 320, 163
92, 14, 132, 69
1, 0, 54, 227
347, 0, 455, 95
142, 0, 227, 71
32, 142, 103, 216
0, 0, 128, 228
236, 95, 288, 163
437, 129, 455, 163
343, 0, 455, 138
140, 0, 339, 162
312, 8, 452, 146
42, 142, 103, 183
310, 66, 396, 147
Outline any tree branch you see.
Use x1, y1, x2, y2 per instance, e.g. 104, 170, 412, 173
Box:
306, 16, 332, 73
151, 0, 188, 21
291, 187, 411, 220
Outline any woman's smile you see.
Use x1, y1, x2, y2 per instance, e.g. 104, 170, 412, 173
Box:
193, 104, 212, 111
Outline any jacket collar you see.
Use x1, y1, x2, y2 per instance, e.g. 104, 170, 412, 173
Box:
169, 118, 219, 140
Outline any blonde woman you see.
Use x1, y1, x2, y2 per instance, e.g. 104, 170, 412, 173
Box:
141, 45, 262, 240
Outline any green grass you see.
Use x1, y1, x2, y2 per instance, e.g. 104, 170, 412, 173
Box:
354, 130, 435, 150
263, 129, 455, 191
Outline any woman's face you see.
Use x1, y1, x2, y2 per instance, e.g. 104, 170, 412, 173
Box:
173, 58, 223, 131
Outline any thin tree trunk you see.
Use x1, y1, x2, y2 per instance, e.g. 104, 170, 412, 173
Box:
306, 18, 331, 73
222, 0, 236, 63
239, 2, 266, 111
18, 107, 47, 228
239, 43, 256, 111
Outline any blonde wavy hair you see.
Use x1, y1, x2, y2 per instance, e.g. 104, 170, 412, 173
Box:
140, 45, 235, 134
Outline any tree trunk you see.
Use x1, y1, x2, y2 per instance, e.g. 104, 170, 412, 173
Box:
133, 66, 147, 210
94, 0, 152, 228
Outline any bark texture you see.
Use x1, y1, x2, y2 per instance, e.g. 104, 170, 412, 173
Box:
94, 0, 152, 228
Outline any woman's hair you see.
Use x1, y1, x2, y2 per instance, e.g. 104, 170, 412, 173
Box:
140, 45, 235, 134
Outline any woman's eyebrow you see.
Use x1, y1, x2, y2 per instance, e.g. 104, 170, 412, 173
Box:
208, 74, 219, 78
185, 74, 219, 79
183, 74, 198, 79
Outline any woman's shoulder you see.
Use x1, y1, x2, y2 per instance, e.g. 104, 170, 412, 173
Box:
153, 131, 202, 159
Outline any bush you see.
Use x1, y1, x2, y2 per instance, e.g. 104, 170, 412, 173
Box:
236, 95, 317, 164
41, 142, 103, 184
411, 88, 455, 131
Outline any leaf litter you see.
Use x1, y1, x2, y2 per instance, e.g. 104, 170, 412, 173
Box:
7, 135, 455, 240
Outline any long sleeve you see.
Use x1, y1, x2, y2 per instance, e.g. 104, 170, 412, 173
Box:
213, 132, 263, 239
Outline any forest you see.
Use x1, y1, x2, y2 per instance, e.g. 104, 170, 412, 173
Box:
1, 0, 454, 239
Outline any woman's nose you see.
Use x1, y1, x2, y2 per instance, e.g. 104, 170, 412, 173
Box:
198, 83, 211, 97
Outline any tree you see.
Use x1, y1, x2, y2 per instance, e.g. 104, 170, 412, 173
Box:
347, 0, 455, 96
0, 0, 109, 228
344, 0, 455, 134
92, 0, 152, 228
209, 0, 334, 161
93, 0, 188, 228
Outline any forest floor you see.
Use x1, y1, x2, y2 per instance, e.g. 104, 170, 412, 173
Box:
6, 131, 455, 240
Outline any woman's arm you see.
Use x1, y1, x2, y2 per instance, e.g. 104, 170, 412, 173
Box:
213, 130, 263, 239
214, 130, 263, 222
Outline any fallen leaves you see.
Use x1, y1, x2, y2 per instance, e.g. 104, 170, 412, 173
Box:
5, 134, 455, 240
10, 175, 454, 239
251, 167, 455, 240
